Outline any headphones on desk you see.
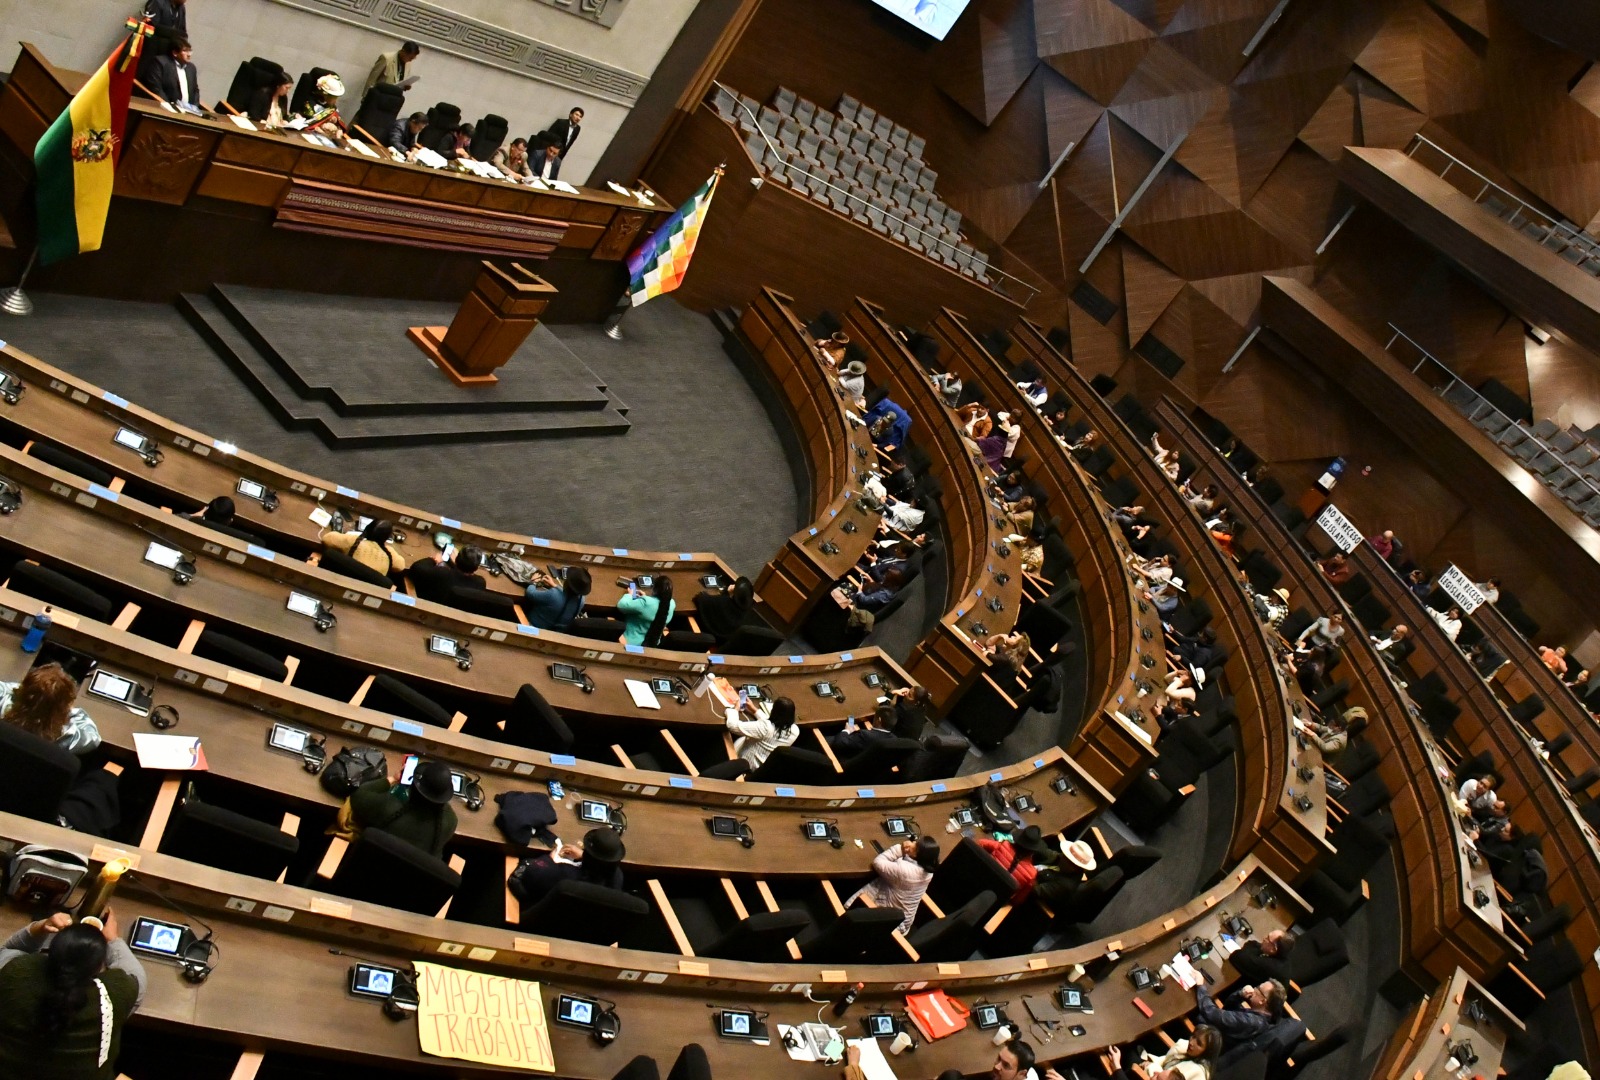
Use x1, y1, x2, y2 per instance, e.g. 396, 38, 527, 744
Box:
0, 479, 21, 515
459, 773, 485, 812
301, 733, 329, 774
149, 704, 180, 731
178, 934, 218, 984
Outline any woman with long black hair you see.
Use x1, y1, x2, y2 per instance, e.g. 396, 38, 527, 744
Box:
0, 909, 146, 1079
322, 517, 408, 577
618, 574, 675, 647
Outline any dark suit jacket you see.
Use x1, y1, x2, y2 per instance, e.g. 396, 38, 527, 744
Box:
247, 86, 289, 123
137, 0, 188, 79
544, 117, 581, 157
531, 152, 562, 181
148, 54, 200, 107
1228, 940, 1293, 985
407, 560, 486, 605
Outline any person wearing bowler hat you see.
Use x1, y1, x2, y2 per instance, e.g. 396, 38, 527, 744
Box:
507, 826, 627, 910
839, 359, 868, 399
976, 825, 1062, 904
349, 759, 458, 858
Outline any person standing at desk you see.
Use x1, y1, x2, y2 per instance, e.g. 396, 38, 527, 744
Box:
0, 910, 148, 1080
137, 0, 188, 84
541, 106, 584, 161
617, 575, 674, 646
364, 40, 420, 95
148, 37, 200, 109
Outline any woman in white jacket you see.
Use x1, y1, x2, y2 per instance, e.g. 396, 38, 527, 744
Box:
847, 836, 940, 933
724, 695, 800, 768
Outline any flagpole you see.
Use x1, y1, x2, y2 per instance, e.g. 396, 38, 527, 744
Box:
606, 164, 723, 341
0, 249, 39, 317
603, 295, 630, 340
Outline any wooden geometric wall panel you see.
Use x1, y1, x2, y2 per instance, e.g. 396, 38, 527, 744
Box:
1042, 65, 1112, 160
1036, 0, 1157, 105
1108, 0, 1186, 35
1297, 82, 1360, 162
936, 0, 1041, 125
1159, 0, 1281, 85
1109, 42, 1227, 150
1427, 0, 1489, 40
1122, 240, 1185, 342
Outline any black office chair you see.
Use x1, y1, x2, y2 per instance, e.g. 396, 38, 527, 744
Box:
289, 66, 338, 117
667, 1044, 711, 1080
324, 830, 460, 915
901, 890, 994, 962
836, 737, 924, 784
1052, 866, 1126, 925
0, 721, 80, 823
365, 673, 454, 728
1089, 373, 1117, 396
193, 628, 290, 682
468, 113, 509, 160
682, 905, 813, 963
925, 838, 1016, 919
719, 623, 784, 656
519, 880, 649, 944
1286, 918, 1349, 988
749, 747, 838, 784
5, 562, 116, 622
223, 56, 286, 117
418, 102, 463, 153
1509, 694, 1545, 723
1278, 1022, 1356, 1079
566, 616, 629, 641
161, 799, 298, 881
30, 442, 114, 486
1106, 844, 1161, 881
502, 683, 575, 754
447, 584, 522, 622
611, 1057, 659, 1080
351, 83, 406, 144
901, 734, 970, 782
319, 549, 395, 589
793, 906, 904, 963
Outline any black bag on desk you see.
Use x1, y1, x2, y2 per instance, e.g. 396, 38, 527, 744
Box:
494, 791, 558, 848
320, 747, 387, 797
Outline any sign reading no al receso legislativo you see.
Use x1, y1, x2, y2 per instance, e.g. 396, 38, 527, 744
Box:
416, 962, 555, 1072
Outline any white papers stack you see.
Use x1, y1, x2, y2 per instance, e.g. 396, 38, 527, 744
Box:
348, 139, 378, 158
606, 181, 632, 196
227, 114, 258, 131
133, 733, 208, 770
846, 1039, 899, 1080
1168, 954, 1202, 990
528, 177, 550, 190
551, 180, 579, 194
413, 146, 448, 169
309, 506, 334, 528
624, 679, 661, 710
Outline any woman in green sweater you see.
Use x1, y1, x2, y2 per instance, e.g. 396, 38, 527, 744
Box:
349, 758, 459, 859
0, 909, 147, 1080
617, 575, 675, 647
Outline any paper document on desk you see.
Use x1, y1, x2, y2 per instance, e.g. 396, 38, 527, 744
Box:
413, 146, 448, 169
227, 113, 257, 131
846, 1038, 898, 1080
551, 180, 579, 194
606, 181, 632, 196
527, 177, 550, 190
348, 139, 378, 158
309, 506, 334, 528
1168, 954, 1202, 990
623, 679, 661, 710
133, 733, 208, 771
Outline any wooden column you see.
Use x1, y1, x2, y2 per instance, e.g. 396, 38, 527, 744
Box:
408, 262, 557, 386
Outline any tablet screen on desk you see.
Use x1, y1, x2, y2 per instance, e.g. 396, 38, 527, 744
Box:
428, 635, 459, 657
719, 1010, 755, 1038
804, 821, 830, 840
882, 817, 910, 838
349, 963, 398, 998
129, 916, 186, 957
114, 427, 149, 452
268, 723, 309, 753
555, 995, 596, 1027
551, 663, 582, 683
709, 815, 741, 837
286, 591, 321, 618
88, 670, 136, 703
579, 800, 611, 824
236, 478, 267, 502
865, 1014, 895, 1038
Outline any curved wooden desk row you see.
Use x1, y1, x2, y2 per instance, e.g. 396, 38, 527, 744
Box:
1372, 969, 1521, 1080
924, 314, 1162, 776
1000, 322, 1330, 882
0, 443, 909, 726
0, 813, 1299, 1078
1, 45, 664, 262
1152, 401, 1520, 987
0, 587, 1107, 877
741, 290, 882, 630
844, 301, 1023, 707
1346, 543, 1600, 1030
0, 341, 732, 613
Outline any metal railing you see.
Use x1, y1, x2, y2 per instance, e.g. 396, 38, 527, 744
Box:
1384, 322, 1600, 510
1404, 133, 1600, 271
708, 81, 1040, 307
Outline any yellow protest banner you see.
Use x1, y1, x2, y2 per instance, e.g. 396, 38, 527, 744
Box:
415, 961, 555, 1072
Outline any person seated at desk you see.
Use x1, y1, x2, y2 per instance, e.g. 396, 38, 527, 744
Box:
1564, 667, 1590, 693
1228, 929, 1296, 984
1475, 577, 1501, 604
988, 1038, 1044, 1080
724, 694, 799, 768
322, 518, 407, 578
1182, 480, 1218, 516
1194, 980, 1288, 1048
838, 360, 867, 399
491, 137, 534, 181
407, 545, 485, 604
1459, 773, 1495, 805
1292, 646, 1329, 697
975, 413, 1022, 472
816, 331, 849, 368
447, 122, 475, 160
1003, 495, 1037, 535
1474, 818, 1520, 872
1112, 504, 1156, 552
1540, 644, 1569, 677
1150, 432, 1181, 481
864, 540, 915, 583
1253, 585, 1290, 630
844, 834, 939, 934
1041, 404, 1069, 431
148, 37, 200, 109
879, 493, 927, 533
852, 567, 906, 613
184, 495, 235, 527
991, 469, 1027, 504
1175, 626, 1220, 670
531, 138, 563, 182
976, 825, 1060, 903
827, 705, 900, 757
0, 909, 147, 1080
956, 401, 991, 439
0, 663, 101, 755
888, 685, 935, 740
1133, 1025, 1222, 1080
521, 566, 592, 631
1367, 529, 1401, 562
980, 631, 1031, 679
1430, 604, 1463, 643
1316, 552, 1353, 585
930, 370, 963, 407
250, 70, 294, 128
1301, 705, 1350, 754
302, 73, 347, 138
1067, 429, 1098, 457
1166, 668, 1198, 704
866, 396, 911, 454
1407, 568, 1432, 601
617, 575, 674, 647
1016, 377, 1048, 406
507, 826, 625, 909
1296, 612, 1346, 651
348, 759, 458, 859
386, 111, 427, 157
137, 0, 188, 85
693, 576, 754, 642
1371, 624, 1411, 665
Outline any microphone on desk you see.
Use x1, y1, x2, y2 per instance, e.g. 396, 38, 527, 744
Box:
328, 947, 419, 1019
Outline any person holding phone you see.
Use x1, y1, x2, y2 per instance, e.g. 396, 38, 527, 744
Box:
0, 908, 147, 1079
617, 574, 674, 646
724, 694, 798, 768
348, 759, 457, 858
507, 826, 626, 912
523, 565, 592, 631
845, 834, 939, 932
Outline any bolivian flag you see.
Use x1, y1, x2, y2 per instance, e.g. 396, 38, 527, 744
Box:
624, 169, 720, 307
35, 29, 145, 264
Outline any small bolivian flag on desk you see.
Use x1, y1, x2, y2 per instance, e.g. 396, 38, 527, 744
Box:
624, 168, 721, 307
34, 23, 148, 264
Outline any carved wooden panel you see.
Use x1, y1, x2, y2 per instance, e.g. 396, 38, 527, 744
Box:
115, 118, 215, 205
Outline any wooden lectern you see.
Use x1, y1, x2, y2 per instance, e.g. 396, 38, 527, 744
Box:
408, 262, 558, 386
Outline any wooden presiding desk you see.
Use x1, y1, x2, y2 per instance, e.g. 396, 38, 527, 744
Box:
0, 593, 1107, 877
0, 44, 665, 268
0, 446, 910, 728
0, 811, 1300, 1078
0, 341, 733, 614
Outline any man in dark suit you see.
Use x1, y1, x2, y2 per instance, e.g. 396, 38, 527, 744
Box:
531, 138, 562, 182
540, 106, 583, 159
407, 546, 486, 604
148, 38, 200, 108
1228, 928, 1295, 984
137, 0, 189, 84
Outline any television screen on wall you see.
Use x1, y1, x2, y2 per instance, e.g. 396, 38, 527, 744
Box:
866, 0, 972, 40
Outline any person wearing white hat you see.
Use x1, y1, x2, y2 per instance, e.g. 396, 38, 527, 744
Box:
839, 359, 867, 399
303, 73, 347, 139
1061, 838, 1097, 873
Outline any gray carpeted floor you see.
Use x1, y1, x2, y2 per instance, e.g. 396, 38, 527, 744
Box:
3, 292, 795, 575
